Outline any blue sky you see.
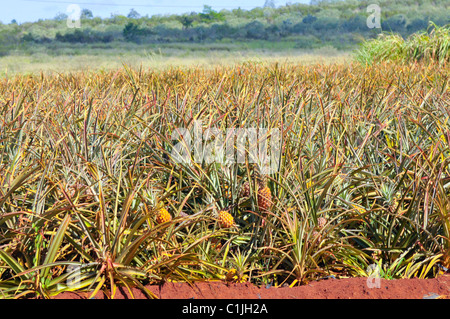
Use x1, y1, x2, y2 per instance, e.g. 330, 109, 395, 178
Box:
1, 0, 310, 24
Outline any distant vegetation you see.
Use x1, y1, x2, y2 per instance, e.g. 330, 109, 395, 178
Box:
0, 0, 449, 57
356, 22, 449, 64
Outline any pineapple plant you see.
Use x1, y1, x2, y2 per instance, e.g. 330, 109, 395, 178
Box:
240, 164, 272, 211
254, 167, 272, 211
257, 186, 272, 211
156, 207, 172, 224
240, 164, 258, 198
312, 230, 322, 243
210, 237, 223, 251
311, 217, 328, 243
218, 210, 234, 228
317, 217, 327, 229
66, 181, 95, 203
240, 181, 251, 198
224, 268, 248, 283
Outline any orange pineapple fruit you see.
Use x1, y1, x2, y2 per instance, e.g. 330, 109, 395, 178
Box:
218, 210, 234, 228
257, 186, 272, 211
156, 208, 171, 224
239, 164, 273, 211
253, 165, 272, 211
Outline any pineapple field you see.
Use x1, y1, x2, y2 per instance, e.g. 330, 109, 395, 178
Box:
0, 58, 449, 299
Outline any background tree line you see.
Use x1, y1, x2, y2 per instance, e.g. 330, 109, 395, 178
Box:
0, 0, 448, 55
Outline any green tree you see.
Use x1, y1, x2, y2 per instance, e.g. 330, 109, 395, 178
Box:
81, 9, 93, 19
244, 20, 267, 39
199, 5, 225, 23
407, 18, 428, 32
127, 9, 141, 19
382, 14, 407, 33
178, 14, 195, 29
302, 14, 317, 24
123, 22, 140, 41
54, 12, 68, 21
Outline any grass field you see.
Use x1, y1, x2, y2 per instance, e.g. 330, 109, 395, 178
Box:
0, 46, 349, 75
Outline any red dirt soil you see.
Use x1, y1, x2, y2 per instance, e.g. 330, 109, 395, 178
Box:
54, 275, 450, 299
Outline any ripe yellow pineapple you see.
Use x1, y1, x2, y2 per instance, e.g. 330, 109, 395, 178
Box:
156, 208, 171, 224
218, 210, 234, 228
